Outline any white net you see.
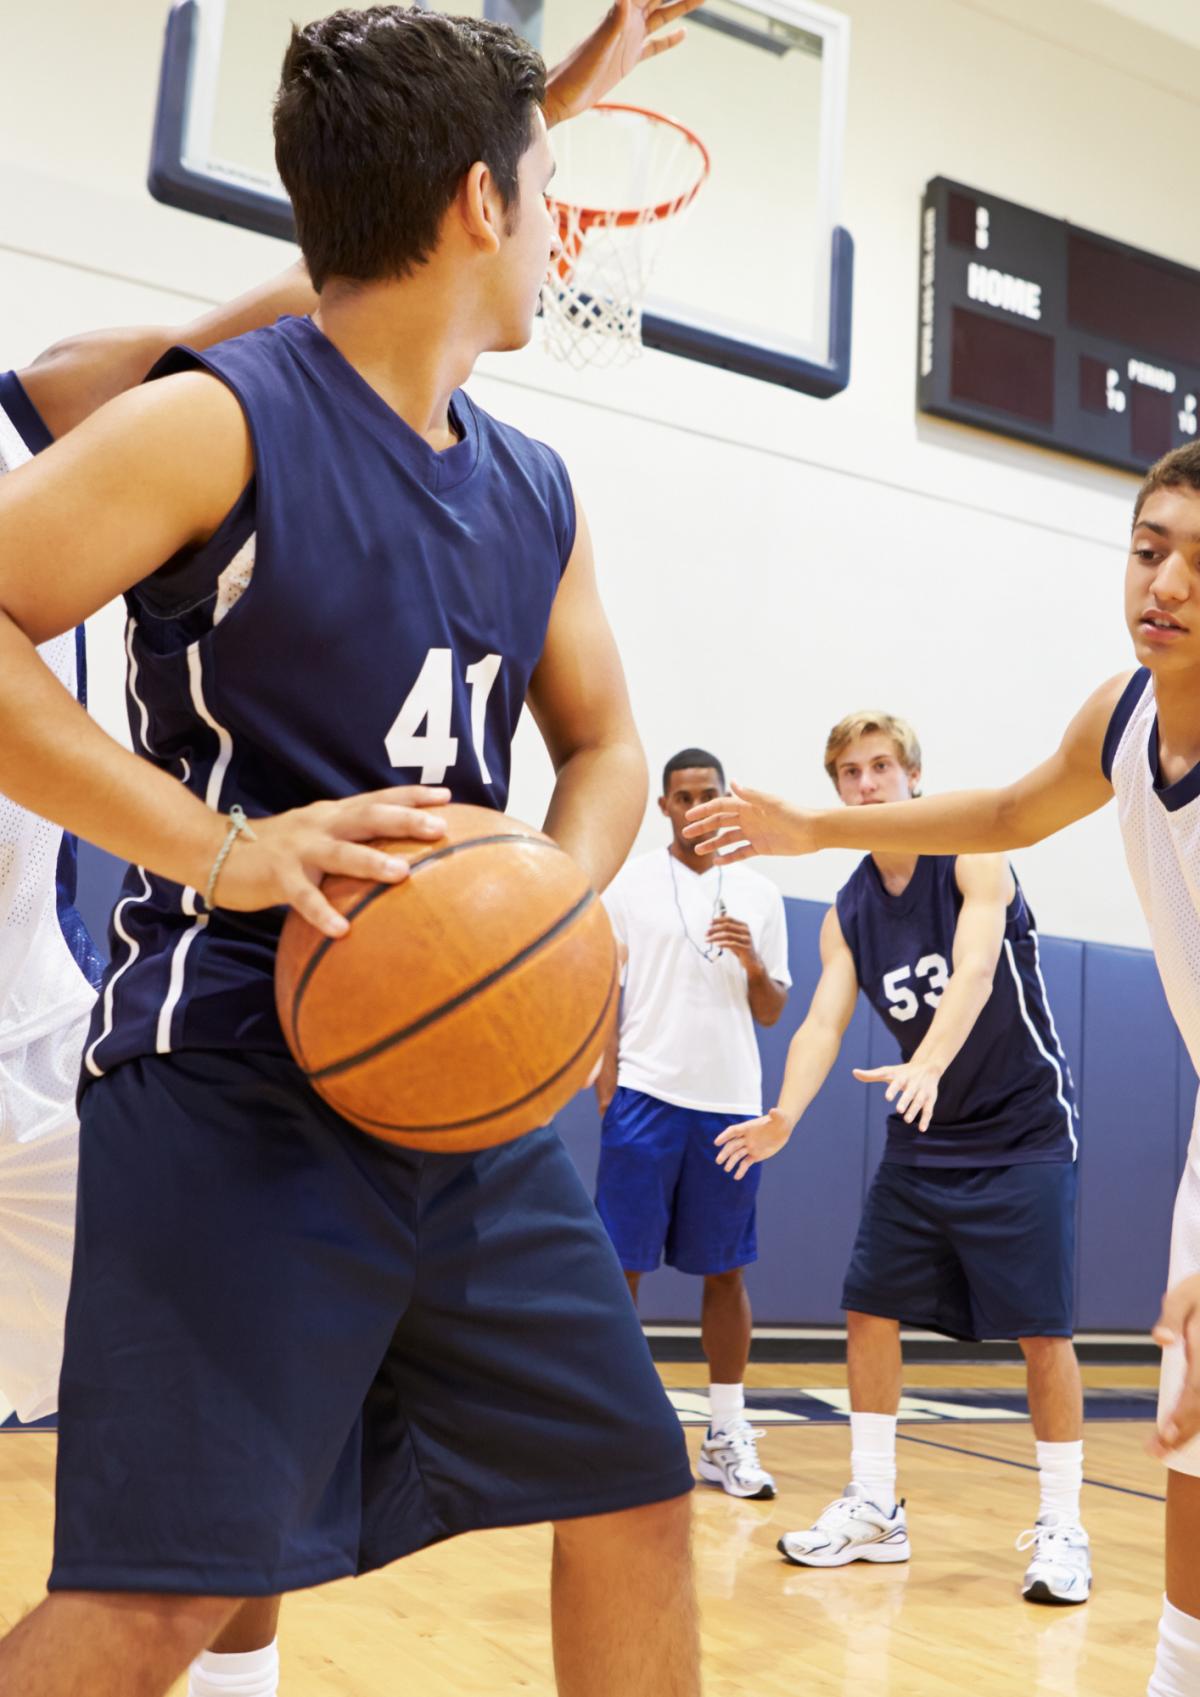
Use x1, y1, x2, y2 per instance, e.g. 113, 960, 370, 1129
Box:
541, 104, 709, 370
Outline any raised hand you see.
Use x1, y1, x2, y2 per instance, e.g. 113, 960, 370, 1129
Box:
714, 1107, 793, 1181
853, 1060, 942, 1134
544, 0, 707, 126
683, 781, 816, 864
1149, 1272, 1200, 1458
210, 785, 450, 939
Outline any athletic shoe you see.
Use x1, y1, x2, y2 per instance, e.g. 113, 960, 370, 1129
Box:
1016, 1516, 1092, 1605
777, 1483, 910, 1568
697, 1421, 776, 1500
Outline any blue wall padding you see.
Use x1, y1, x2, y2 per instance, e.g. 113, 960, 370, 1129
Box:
73, 841, 1194, 1331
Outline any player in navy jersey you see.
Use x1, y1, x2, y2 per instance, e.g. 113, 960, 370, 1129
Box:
711, 712, 1089, 1603
680, 450, 1200, 1695
0, 8, 705, 1694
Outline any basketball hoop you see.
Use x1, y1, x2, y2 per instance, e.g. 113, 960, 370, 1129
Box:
541, 103, 711, 369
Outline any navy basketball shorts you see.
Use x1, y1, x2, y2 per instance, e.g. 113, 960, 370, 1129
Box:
594, 1086, 760, 1277
50, 1051, 693, 1597
841, 1159, 1078, 1342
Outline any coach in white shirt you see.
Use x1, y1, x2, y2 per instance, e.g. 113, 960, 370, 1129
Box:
597, 748, 791, 1499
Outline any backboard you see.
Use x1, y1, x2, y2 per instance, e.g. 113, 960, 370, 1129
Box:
149, 0, 853, 397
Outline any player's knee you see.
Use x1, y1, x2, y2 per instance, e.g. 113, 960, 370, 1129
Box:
553, 1491, 693, 1564
48, 1590, 241, 1663
1018, 1333, 1072, 1359
703, 1267, 744, 1291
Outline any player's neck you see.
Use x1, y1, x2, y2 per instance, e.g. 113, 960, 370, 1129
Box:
1151, 666, 1200, 782
870, 850, 918, 894
313, 277, 482, 449
668, 840, 710, 877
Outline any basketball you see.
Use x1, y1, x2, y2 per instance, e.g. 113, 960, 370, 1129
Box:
274, 804, 618, 1153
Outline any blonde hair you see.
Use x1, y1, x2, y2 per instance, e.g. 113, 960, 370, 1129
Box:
824, 711, 922, 792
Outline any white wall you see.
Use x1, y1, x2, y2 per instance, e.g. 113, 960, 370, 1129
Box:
2, 0, 1198, 946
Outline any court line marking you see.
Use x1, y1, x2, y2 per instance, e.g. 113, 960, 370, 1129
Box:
896, 1431, 1166, 1502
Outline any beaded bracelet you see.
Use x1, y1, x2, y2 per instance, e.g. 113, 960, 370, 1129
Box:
204, 804, 258, 911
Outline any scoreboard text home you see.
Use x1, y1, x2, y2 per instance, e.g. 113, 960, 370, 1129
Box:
918, 176, 1200, 476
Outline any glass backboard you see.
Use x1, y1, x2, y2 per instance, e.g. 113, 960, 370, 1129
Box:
149, 0, 853, 396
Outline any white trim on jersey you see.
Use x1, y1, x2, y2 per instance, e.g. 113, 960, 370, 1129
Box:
124, 617, 155, 757
84, 869, 152, 1077
153, 644, 235, 1052
1002, 938, 1078, 1160
1028, 929, 1078, 1091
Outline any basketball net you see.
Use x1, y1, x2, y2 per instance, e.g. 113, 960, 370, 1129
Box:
541, 103, 711, 370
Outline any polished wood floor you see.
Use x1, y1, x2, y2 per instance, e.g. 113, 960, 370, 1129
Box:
0, 1366, 1166, 1695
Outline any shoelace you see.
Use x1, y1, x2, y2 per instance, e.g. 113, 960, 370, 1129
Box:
1015, 1524, 1083, 1557
715, 1424, 768, 1468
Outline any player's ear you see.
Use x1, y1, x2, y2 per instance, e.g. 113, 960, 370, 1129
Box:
457, 161, 503, 256
657, 794, 670, 817
909, 765, 922, 798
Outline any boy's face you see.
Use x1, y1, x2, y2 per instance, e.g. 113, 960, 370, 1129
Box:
1126, 486, 1200, 677
833, 733, 919, 807
490, 109, 562, 351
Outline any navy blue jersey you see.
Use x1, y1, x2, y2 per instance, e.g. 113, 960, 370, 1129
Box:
83, 317, 575, 1080
836, 855, 1077, 1166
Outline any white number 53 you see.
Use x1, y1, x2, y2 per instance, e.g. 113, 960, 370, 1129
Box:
882, 954, 949, 1022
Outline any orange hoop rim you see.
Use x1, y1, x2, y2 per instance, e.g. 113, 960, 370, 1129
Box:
548, 102, 711, 234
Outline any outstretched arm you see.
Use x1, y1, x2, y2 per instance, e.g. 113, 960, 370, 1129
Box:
543, 0, 705, 124
526, 505, 647, 893
715, 906, 858, 1179
853, 854, 1012, 1133
684, 674, 1128, 865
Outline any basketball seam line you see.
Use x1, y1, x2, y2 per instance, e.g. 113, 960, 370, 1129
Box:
286, 832, 556, 1063
304, 884, 599, 1082
338, 957, 619, 1134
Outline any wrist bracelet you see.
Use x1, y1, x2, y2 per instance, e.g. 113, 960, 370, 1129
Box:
204, 804, 257, 911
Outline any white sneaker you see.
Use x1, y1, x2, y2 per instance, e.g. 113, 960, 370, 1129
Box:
1016, 1516, 1092, 1605
696, 1421, 776, 1500
778, 1483, 910, 1568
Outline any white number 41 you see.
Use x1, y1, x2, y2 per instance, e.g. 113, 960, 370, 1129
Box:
385, 648, 503, 784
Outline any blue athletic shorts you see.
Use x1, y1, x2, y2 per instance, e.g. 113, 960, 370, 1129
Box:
841, 1159, 1078, 1342
595, 1086, 760, 1276
50, 1052, 692, 1597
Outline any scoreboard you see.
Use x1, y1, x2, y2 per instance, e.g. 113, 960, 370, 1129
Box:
918, 177, 1200, 476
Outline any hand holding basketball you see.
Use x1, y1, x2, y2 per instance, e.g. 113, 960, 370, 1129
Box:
209, 786, 450, 938
683, 782, 818, 863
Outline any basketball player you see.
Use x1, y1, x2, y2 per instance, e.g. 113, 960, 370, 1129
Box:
684, 445, 1200, 1691
0, 9, 704, 1695
712, 711, 1088, 1599
596, 749, 790, 1499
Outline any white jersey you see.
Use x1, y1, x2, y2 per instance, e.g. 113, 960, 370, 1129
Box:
0, 374, 100, 1421
603, 849, 791, 1116
1105, 667, 1200, 1477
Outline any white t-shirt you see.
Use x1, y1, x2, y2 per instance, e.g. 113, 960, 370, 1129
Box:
603, 850, 791, 1115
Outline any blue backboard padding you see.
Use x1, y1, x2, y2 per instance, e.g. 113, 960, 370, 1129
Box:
73, 838, 1191, 1330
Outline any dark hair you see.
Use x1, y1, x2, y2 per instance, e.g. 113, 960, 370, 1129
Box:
274, 7, 546, 290
1133, 441, 1200, 526
662, 748, 726, 796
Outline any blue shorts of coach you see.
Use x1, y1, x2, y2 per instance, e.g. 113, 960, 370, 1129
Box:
49, 1051, 693, 1598
595, 1085, 760, 1277
841, 1159, 1078, 1343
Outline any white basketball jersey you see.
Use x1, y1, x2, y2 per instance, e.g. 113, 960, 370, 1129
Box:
1105, 669, 1200, 1074
0, 390, 98, 1078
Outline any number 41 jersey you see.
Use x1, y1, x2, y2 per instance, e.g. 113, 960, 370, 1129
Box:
836, 854, 1078, 1166
84, 316, 575, 1082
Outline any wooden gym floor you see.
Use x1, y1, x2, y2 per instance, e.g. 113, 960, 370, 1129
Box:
0, 1362, 1164, 1695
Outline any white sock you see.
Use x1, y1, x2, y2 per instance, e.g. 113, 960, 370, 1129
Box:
708, 1382, 745, 1434
1036, 1439, 1083, 1525
849, 1411, 897, 1514
187, 1640, 280, 1697
1148, 1598, 1200, 1697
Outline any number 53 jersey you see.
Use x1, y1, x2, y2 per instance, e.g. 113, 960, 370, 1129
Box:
83, 317, 576, 1083
836, 855, 1078, 1166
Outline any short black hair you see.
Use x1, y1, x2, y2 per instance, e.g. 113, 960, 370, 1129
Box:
1134, 440, 1200, 526
662, 748, 726, 796
274, 7, 546, 291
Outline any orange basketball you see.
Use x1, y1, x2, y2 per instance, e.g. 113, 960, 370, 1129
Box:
275, 804, 618, 1153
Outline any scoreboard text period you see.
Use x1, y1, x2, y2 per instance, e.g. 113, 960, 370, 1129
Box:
918, 177, 1200, 476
